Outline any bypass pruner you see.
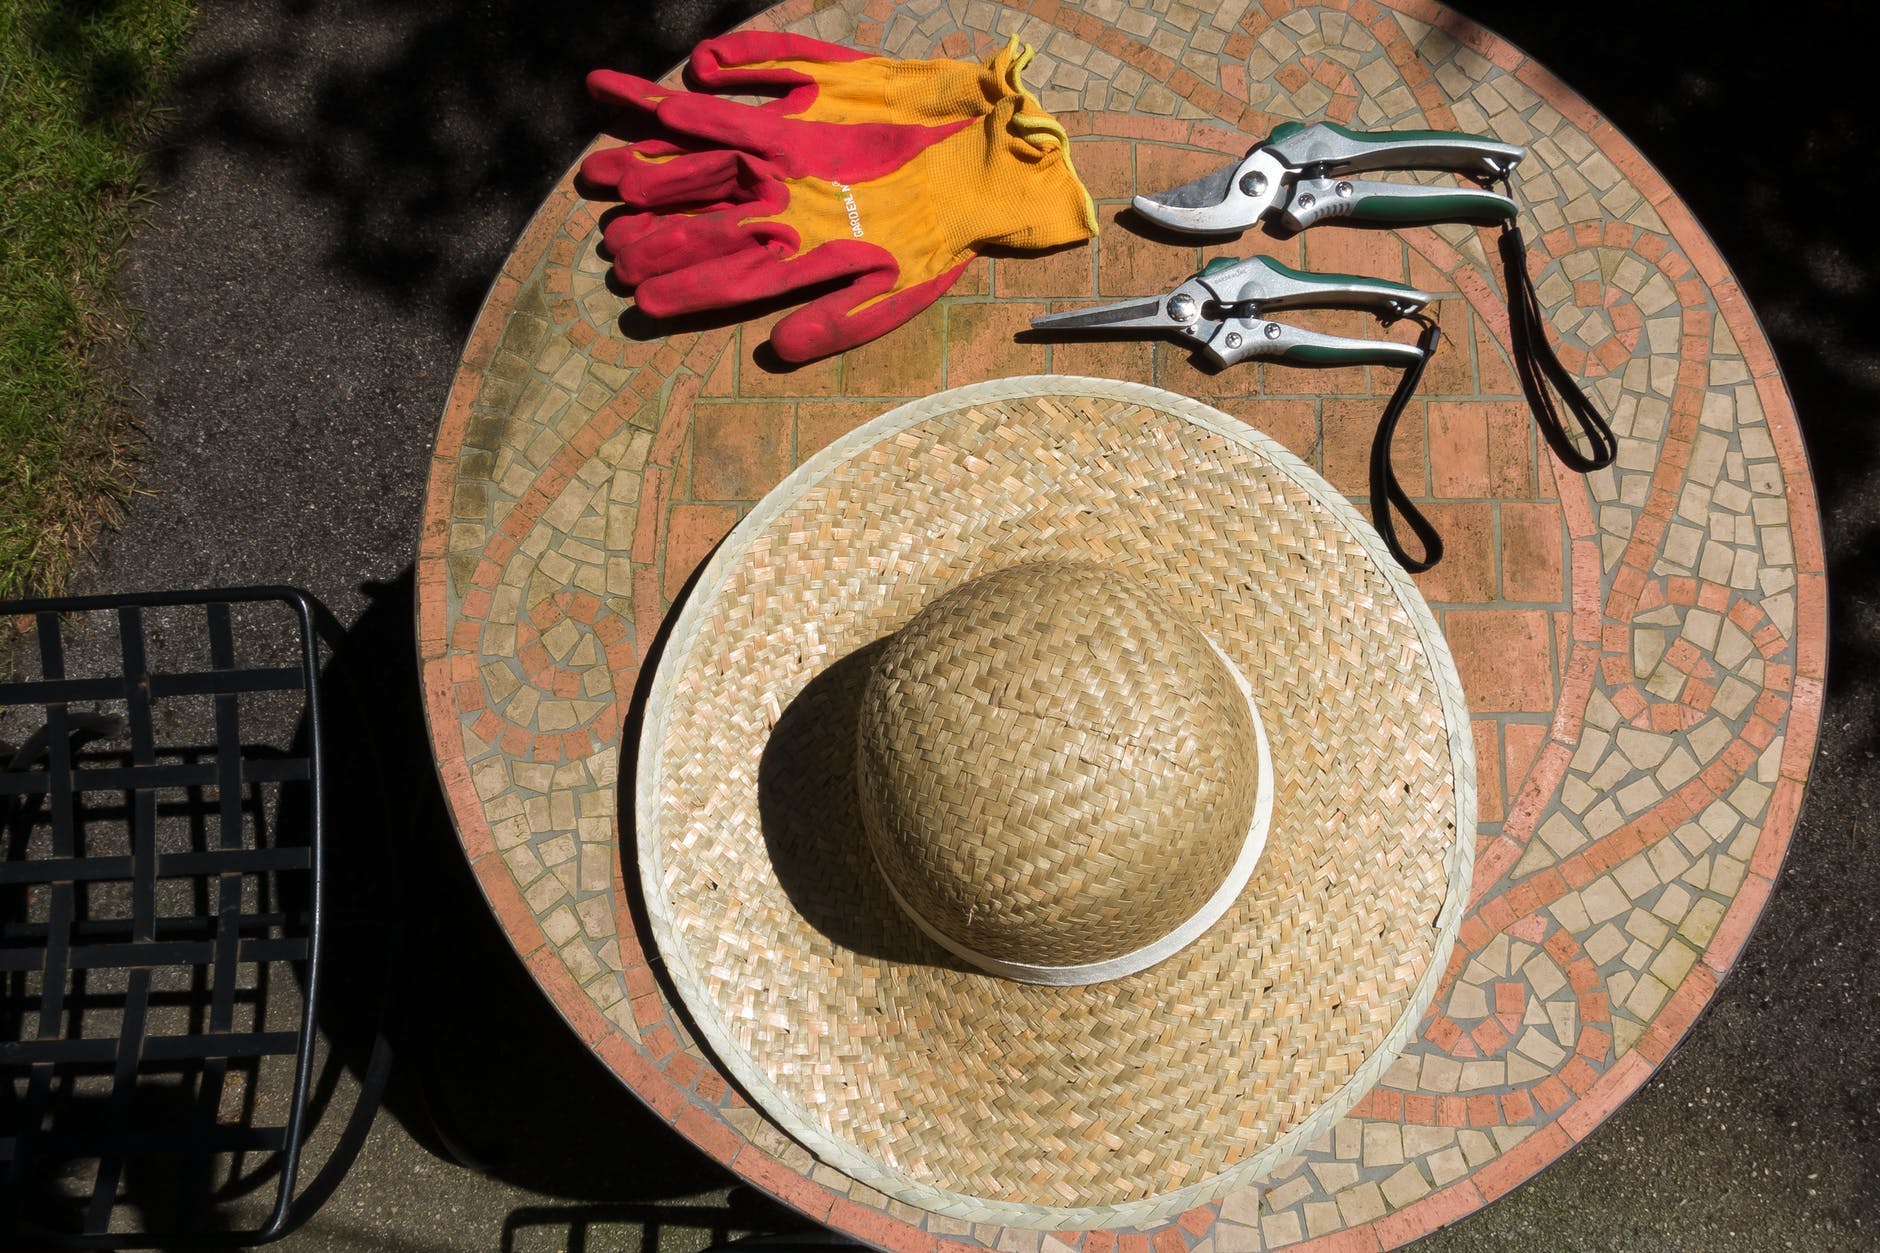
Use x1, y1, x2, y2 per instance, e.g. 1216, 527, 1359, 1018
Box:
1029, 255, 1431, 370
1132, 121, 1525, 234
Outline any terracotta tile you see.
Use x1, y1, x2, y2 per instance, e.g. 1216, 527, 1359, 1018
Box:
1320, 397, 1426, 504
1417, 298, 1476, 398
1473, 1125, 1572, 1203
595, 1033, 683, 1119
735, 1149, 836, 1222
1052, 330, 1156, 382
945, 300, 1049, 383
421, 16, 1830, 1241
739, 309, 843, 396
1500, 500, 1566, 604
995, 240, 1100, 299
797, 400, 885, 462
1427, 400, 1497, 498
1154, 338, 1259, 403
1487, 400, 1535, 497
1471, 718, 1504, 822
843, 301, 947, 396
690, 401, 792, 501
1197, 229, 1305, 274
1375, 1181, 1487, 1249
1474, 316, 1523, 395
1234, 398, 1320, 467
1069, 139, 1136, 201
674, 1105, 741, 1165
1443, 609, 1556, 713
1097, 203, 1200, 299
1411, 501, 1495, 605
1177, 1207, 1213, 1238
1303, 225, 1409, 284
827, 1199, 934, 1253
1503, 721, 1548, 801
948, 255, 988, 296
663, 504, 738, 602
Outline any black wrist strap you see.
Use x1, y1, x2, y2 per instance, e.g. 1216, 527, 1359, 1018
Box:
1370, 316, 1444, 573
1495, 207, 1618, 473
1368, 178, 1617, 574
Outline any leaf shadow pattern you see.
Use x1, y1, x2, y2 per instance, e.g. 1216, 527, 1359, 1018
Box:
145, 0, 780, 325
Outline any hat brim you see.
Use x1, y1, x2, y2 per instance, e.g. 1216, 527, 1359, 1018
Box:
634, 378, 1475, 1229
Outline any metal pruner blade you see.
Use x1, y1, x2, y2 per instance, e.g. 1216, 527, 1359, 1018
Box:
1028, 277, 1221, 342
1128, 147, 1289, 234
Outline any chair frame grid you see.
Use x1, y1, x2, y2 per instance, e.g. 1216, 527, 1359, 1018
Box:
1, 587, 327, 1248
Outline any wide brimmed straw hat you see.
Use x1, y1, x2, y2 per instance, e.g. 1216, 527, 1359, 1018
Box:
634, 377, 1474, 1229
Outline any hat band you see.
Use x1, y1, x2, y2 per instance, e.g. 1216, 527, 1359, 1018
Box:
870, 632, 1275, 986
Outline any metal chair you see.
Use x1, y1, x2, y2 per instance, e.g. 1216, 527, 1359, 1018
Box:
0, 588, 329, 1247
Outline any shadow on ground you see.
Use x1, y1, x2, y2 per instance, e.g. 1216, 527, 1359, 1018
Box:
147, 0, 781, 326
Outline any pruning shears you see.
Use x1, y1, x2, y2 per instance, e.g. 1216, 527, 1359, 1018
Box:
1029, 255, 1431, 370
1131, 120, 1525, 235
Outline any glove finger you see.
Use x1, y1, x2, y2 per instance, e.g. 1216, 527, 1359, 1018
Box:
642, 90, 810, 162
586, 67, 782, 119
633, 236, 873, 321
586, 67, 674, 113
769, 250, 970, 363
596, 209, 671, 264
687, 32, 871, 103
583, 145, 783, 212
609, 213, 791, 288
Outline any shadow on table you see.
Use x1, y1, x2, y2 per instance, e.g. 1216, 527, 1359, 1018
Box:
299, 569, 747, 1208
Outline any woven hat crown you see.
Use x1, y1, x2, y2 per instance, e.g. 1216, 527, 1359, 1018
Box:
854, 561, 1261, 977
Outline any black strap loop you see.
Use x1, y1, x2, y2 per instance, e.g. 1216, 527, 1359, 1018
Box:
1495, 189, 1618, 474
1367, 176, 1617, 574
1370, 315, 1444, 573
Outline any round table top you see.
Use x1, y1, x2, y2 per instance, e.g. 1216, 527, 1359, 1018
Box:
416, 1, 1825, 1248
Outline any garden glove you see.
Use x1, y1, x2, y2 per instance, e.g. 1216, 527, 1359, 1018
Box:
581, 36, 1097, 363
583, 32, 1023, 189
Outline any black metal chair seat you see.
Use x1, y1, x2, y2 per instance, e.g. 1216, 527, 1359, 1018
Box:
1, 588, 327, 1248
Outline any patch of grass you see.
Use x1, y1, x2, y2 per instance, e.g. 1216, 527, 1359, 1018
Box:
0, 0, 197, 597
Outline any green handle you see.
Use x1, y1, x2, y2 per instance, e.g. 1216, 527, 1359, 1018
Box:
1206, 253, 1421, 293
1276, 342, 1414, 366
1263, 120, 1525, 179
1346, 190, 1517, 224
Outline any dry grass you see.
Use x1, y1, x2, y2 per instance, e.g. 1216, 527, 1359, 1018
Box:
0, 0, 197, 597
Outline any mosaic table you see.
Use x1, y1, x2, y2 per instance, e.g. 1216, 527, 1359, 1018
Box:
416, 1, 1825, 1247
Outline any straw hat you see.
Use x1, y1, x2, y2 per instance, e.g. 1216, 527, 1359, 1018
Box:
634, 377, 1474, 1229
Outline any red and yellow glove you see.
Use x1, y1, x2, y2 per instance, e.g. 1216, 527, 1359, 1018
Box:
581, 35, 1097, 363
